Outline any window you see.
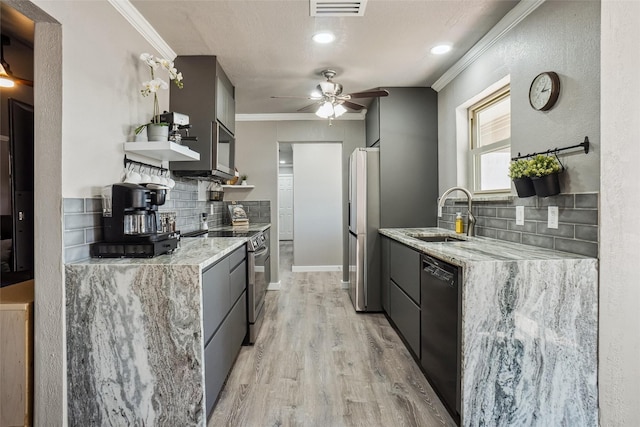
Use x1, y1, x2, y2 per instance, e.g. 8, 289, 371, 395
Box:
468, 87, 511, 193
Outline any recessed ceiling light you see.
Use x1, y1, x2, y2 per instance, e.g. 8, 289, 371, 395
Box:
431, 44, 452, 55
280, 160, 286, 164
313, 32, 335, 44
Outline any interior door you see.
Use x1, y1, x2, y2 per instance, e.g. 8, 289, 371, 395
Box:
278, 174, 293, 240
9, 99, 34, 273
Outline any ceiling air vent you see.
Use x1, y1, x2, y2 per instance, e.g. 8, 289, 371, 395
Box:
310, 0, 368, 17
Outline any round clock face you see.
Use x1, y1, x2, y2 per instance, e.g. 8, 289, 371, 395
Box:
529, 72, 560, 111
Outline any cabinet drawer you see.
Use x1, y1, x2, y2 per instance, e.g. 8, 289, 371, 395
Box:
202, 258, 230, 344
229, 245, 246, 271
390, 239, 421, 304
204, 319, 228, 417
204, 291, 246, 416
389, 279, 421, 358
229, 260, 247, 305
229, 291, 247, 352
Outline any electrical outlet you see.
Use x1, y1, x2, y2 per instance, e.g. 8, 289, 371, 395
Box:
516, 206, 525, 226
548, 206, 559, 229
438, 205, 443, 218
210, 204, 214, 215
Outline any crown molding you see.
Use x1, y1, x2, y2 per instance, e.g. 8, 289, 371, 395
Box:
108, 0, 176, 60
236, 110, 367, 122
431, 0, 545, 92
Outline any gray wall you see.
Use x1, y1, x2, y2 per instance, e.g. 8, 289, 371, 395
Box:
437, 0, 600, 194
233, 119, 365, 284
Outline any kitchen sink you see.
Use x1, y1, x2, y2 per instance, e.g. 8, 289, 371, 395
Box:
410, 235, 465, 243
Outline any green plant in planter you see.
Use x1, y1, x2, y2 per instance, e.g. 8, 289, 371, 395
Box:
526, 154, 562, 197
508, 159, 530, 179
525, 154, 561, 177
509, 158, 536, 197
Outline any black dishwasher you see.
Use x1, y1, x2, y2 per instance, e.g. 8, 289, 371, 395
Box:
421, 254, 461, 422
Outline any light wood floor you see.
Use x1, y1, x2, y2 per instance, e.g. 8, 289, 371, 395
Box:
208, 241, 456, 427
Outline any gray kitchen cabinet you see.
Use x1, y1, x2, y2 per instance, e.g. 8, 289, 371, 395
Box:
386, 239, 421, 358
389, 279, 421, 358
216, 73, 236, 135
381, 236, 390, 311
389, 239, 421, 304
365, 97, 380, 147
365, 87, 438, 228
169, 56, 236, 175
203, 244, 247, 417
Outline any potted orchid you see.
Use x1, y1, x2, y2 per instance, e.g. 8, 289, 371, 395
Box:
135, 53, 183, 141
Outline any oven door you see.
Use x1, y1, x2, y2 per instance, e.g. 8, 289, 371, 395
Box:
252, 245, 270, 322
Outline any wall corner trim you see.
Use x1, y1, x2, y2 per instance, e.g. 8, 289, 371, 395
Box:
107, 0, 176, 60
431, 0, 546, 92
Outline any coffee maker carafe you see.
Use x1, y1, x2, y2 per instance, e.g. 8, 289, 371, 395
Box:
91, 183, 178, 258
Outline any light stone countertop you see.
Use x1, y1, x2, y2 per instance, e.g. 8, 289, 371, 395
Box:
379, 227, 593, 267
65, 235, 254, 425
379, 226, 598, 426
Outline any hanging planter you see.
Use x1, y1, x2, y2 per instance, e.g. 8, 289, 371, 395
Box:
525, 154, 563, 198
531, 172, 561, 197
513, 177, 536, 198
508, 158, 535, 198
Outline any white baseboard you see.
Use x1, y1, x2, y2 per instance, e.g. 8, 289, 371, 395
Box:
267, 281, 281, 291
341, 280, 350, 290
291, 265, 342, 272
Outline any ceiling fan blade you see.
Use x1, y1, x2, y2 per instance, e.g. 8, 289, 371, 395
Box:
14, 77, 33, 87
271, 95, 318, 100
346, 89, 390, 99
297, 102, 321, 113
342, 100, 365, 111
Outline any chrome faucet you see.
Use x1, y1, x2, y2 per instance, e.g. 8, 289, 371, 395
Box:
437, 186, 476, 236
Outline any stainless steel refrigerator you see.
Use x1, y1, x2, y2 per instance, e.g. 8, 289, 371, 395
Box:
348, 148, 381, 312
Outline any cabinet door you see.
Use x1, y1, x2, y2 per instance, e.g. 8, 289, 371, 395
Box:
202, 257, 230, 344
381, 236, 390, 312
389, 240, 420, 304
365, 97, 380, 147
204, 291, 246, 416
229, 260, 247, 305
216, 77, 235, 135
389, 279, 420, 358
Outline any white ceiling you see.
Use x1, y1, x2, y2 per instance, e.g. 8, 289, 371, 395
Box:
130, 0, 518, 115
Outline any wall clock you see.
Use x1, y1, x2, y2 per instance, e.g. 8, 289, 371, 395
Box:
529, 71, 560, 111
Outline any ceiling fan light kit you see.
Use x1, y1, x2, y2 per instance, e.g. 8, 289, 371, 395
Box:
272, 69, 389, 122
0, 34, 33, 88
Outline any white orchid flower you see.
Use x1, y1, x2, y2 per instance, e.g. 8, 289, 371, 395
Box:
158, 58, 173, 70
140, 53, 159, 69
141, 78, 168, 95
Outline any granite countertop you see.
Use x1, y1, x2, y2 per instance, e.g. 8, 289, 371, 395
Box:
379, 227, 592, 267
71, 237, 246, 269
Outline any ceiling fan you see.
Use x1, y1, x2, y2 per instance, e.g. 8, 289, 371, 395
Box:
272, 69, 388, 120
0, 35, 34, 88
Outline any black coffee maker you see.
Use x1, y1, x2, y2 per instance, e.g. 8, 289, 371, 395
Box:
91, 183, 178, 258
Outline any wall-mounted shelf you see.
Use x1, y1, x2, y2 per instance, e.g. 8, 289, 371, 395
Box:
222, 185, 255, 189
123, 142, 200, 162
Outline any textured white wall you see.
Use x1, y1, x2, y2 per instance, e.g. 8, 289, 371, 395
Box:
292, 143, 342, 268
599, 0, 640, 424
437, 0, 600, 194
34, 0, 170, 199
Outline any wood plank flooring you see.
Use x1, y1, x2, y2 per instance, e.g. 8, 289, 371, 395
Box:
208, 242, 456, 427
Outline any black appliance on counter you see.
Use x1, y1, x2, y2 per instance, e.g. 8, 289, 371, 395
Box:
91, 183, 178, 258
